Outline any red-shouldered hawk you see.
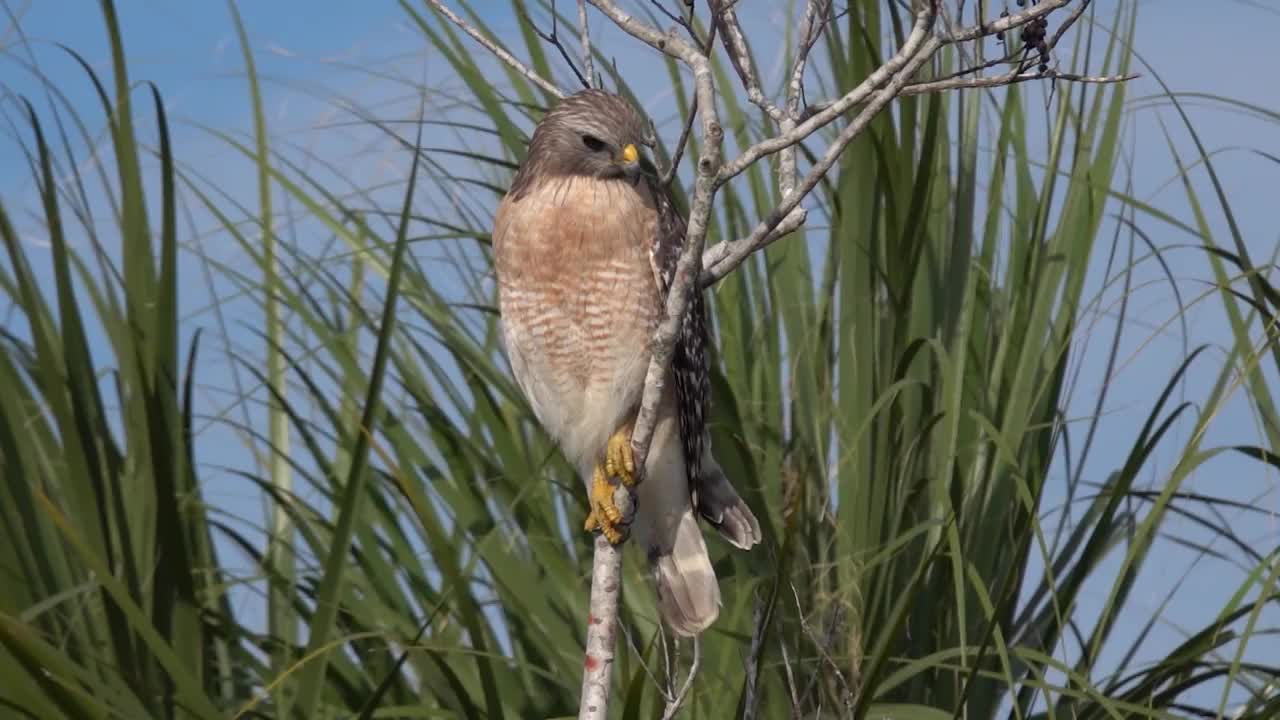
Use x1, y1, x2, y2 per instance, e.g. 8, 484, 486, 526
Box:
492, 89, 761, 636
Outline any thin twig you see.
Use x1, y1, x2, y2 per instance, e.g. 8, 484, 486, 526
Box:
661, 91, 698, 186
922, 46, 1027, 84
662, 624, 675, 696
903, 68, 1134, 95
648, 0, 701, 45
422, 0, 565, 99
1050, 0, 1094, 49
660, 638, 701, 720
577, 0, 597, 87
520, 0, 592, 90
617, 616, 667, 691
662, 4, 720, 186
791, 585, 853, 711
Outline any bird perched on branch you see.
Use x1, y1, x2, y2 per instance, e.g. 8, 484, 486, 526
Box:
493, 89, 761, 636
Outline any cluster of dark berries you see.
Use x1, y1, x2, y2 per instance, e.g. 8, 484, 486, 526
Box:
995, 3, 1052, 74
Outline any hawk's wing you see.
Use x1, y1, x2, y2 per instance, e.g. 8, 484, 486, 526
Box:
647, 181, 710, 487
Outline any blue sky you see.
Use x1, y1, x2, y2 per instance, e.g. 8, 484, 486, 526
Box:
3, 0, 1278, 710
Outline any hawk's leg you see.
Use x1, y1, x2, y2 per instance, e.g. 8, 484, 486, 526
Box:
584, 428, 637, 544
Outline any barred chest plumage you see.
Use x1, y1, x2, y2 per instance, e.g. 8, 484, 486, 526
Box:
493, 174, 662, 477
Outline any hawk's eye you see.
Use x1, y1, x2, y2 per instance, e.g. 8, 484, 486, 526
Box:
581, 134, 607, 152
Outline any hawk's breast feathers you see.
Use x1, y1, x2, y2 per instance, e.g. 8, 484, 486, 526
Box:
493, 174, 666, 476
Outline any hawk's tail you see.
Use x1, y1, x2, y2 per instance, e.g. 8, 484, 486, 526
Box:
631, 401, 720, 637
653, 449, 762, 635
651, 507, 719, 636
653, 450, 764, 634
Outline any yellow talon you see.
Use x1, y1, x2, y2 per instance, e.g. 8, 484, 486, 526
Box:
605, 430, 636, 486
584, 429, 638, 545
584, 465, 626, 544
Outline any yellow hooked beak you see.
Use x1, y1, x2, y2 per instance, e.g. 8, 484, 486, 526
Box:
614, 143, 642, 182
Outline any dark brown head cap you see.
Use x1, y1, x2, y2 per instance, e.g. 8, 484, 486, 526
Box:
509, 90, 657, 198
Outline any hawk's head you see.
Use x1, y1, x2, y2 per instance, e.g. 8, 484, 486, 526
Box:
514, 89, 659, 193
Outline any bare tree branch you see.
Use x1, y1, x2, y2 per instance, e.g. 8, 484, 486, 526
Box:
712, 0, 809, 227
945, 0, 1072, 42
715, 6, 936, 186
422, 0, 566, 99
786, 0, 833, 120
701, 0, 1131, 285
662, 10, 720, 186
577, 0, 597, 87
577, 2, 720, 714
714, 1, 783, 122
699, 4, 939, 283
705, 63, 940, 280
578, 535, 623, 720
